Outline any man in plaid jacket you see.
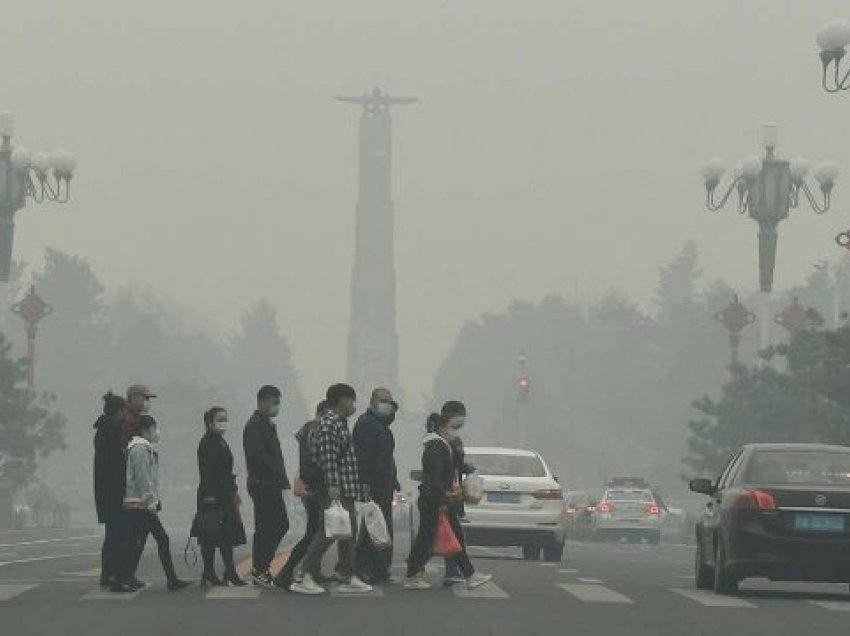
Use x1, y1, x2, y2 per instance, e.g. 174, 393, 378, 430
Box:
294, 384, 373, 595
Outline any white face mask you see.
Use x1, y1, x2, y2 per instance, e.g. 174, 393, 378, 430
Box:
150, 428, 161, 444
214, 421, 228, 434
375, 403, 394, 417
450, 417, 466, 429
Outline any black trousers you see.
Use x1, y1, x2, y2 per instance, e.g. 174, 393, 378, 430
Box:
406, 498, 473, 578
249, 483, 289, 573
275, 496, 322, 584
357, 488, 394, 578
100, 512, 125, 583
124, 509, 179, 583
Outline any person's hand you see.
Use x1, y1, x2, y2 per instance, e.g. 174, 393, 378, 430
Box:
446, 485, 463, 503
362, 483, 371, 499
293, 479, 307, 499
328, 486, 341, 501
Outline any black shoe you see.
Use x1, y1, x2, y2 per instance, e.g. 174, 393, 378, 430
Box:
128, 578, 147, 591
201, 572, 224, 587
272, 574, 292, 590
223, 571, 247, 587
109, 582, 134, 593
167, 579, 191, 592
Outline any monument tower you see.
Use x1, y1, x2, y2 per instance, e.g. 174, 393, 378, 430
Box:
337, 87, 417, 395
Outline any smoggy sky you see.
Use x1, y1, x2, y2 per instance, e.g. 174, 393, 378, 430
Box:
2, 0, 849, 408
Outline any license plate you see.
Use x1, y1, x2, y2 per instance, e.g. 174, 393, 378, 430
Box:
487, 492, 521, 504
794, 513, 846, 533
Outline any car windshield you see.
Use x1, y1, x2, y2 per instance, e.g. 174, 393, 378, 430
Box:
467, 454, 547, 477
744, 450, 850, 486
604, 490, 654, 502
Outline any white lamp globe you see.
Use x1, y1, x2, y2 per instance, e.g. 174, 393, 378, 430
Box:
10, 147, 31, 170
817, 20, 850, 52
31, 152, 51, 173
741, 156, 763, 179
814, 161, 840, 185
49, 150, 77, 175
789, 157, 810, 180
702, 158, 726, 181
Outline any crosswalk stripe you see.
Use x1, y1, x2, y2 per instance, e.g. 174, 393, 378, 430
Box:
558, 583, 634, 604
809, 600, 850, 612
578, 577, 604, 584
669, 588, 755, 608
558, 569, 579, 574
0, 584, 37, 602
205, 586, 262, 600
81, 588, 144, 601
329, 586, 386, 598
454, 582, 510, 599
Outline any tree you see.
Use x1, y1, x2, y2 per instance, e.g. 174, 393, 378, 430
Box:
0, 334, 66, 528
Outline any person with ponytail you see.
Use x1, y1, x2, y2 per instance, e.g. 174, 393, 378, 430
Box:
404, 406, 491, 590
192, 407, 247, 587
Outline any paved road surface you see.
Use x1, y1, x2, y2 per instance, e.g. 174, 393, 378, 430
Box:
2, 525, 850, 636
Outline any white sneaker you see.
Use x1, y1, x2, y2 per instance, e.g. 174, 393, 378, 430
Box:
290, 573, 325, 596
337, 575, 373, 594
465, 573, 493, 590
404, 573, 432, 590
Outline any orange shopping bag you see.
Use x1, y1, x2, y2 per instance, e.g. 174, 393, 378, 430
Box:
433, 512, 462, 557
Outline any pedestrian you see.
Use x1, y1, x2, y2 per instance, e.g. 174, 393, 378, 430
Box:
243, 385, 290, 588
122, 384, 156, 444
404, 411, 491, 591
439, 401, 476, 587
93, 391, 129, 590
122, 415, 190, 592
297, 384, 373, 595
352, 387, 400, 584
193, 407, 247, 587
274, 400, 330, 592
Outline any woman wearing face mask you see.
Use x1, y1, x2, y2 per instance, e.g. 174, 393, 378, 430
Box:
121, 415, 190, 592
192, 407, 247, 586
404, 407, 491, 591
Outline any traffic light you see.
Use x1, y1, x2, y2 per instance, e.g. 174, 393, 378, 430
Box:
517, 375, 531, 403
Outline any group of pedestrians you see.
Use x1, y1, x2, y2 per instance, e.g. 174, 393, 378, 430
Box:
93, 380, 491, 595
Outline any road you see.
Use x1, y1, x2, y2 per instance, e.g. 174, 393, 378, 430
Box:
2, 524, 850, 636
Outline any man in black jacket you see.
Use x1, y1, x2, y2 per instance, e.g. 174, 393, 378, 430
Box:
93, 391, 129, 590
353, 387, 400, 583
243, 385, 290, 588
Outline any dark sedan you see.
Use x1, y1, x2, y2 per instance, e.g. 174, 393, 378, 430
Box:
690, 443, 850, 595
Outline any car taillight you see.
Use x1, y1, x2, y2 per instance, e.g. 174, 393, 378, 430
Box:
737, 490, 777, 510
565, 507, 576, 516
646, 504, 660, 515
599, 502, 615, 514
534, 489, 564, 500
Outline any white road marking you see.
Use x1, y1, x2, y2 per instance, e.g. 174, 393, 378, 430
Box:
675, 575, 695, 580
0, 552, 100, 568
0, 535, 99, 548
669, 588, 756, 608
557, 583, 634, 604
82, 588, 143, 601
809, 600, 850, 612
63, 567, 101, 578
206, 586, 262, 599
329, 586, 386, 598
0, 584, 37, 601
539, 563, 558, 568
558, 568, 579, 574
454, 581, 510, 599
578, 577, 604, 584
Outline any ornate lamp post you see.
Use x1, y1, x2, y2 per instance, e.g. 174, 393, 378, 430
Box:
816, 20, 850, 93
11, 286, 52, 389
775, 297, 809, 338
702, 125, 837, 349
715, 295, 755, 375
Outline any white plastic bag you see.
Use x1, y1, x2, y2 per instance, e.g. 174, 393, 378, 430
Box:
463, 474, 484, 505
324, 500, 352, 539
361, 500, 392, 549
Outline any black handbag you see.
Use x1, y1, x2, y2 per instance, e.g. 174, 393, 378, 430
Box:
190, 496, 224, 541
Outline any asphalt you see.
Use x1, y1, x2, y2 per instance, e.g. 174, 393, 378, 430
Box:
2, 524, 850, 636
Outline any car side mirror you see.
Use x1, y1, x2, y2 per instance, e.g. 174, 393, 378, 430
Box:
689, 478, 714, 496
409, 470, 423, 482
553, 476, 560, 484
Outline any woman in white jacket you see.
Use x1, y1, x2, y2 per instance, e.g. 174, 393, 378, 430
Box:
120, 415, 189, 592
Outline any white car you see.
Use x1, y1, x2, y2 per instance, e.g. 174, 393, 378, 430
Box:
461, 447, 567, 561
592, 486, 663, 544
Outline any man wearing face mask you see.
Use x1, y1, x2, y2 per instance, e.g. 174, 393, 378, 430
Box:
352, 387, 400, 584
243, 385, 290, 589
123, 384, 156, 444
297, 384, 373, 594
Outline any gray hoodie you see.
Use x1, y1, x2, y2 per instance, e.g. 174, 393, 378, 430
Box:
124, 436, 160, 511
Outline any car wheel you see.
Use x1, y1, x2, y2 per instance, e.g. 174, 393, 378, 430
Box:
713, 539, 739, 595
694, 538, 713, 590
522, 544, 541, 560
542, 540, 565, 562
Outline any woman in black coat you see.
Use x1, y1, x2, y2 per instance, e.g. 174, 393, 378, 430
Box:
192, 407, 247, 586
93, 391, 128, 588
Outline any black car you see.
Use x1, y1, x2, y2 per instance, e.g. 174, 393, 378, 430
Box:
690, 443, 850, 595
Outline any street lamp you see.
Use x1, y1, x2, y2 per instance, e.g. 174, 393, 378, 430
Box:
0, 111, 76, 283
11, 286, 52, 389
715, 295, 755, 375
775, 297, 809, 338
816, 19, 850, 93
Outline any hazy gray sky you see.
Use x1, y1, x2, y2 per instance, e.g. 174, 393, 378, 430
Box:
3, 1, 849, 407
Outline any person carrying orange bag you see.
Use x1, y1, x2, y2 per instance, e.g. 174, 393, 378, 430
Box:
404, 410, 492, 590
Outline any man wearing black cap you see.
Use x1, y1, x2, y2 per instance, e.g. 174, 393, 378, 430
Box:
353, 387, 401, 584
